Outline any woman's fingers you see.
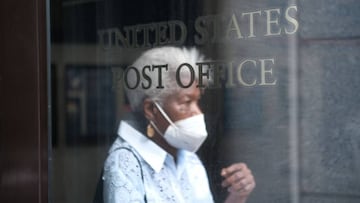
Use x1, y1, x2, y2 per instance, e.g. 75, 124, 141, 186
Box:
221, 163, 256, 196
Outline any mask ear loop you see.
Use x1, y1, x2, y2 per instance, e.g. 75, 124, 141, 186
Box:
149, 120, 164, 137
153, 101, 177, 128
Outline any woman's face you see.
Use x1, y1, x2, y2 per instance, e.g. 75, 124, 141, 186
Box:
154, 82, 203, 133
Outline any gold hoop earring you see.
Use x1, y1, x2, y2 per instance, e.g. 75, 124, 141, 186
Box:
147, 123, 155, 138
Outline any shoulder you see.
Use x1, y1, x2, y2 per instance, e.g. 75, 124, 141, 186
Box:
104, 141, 143, 175
102, 140, 147, 202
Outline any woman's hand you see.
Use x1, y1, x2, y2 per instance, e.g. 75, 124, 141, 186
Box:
221, 163, 255, 203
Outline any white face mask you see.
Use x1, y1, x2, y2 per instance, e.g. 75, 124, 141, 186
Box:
151, 102, 208, 152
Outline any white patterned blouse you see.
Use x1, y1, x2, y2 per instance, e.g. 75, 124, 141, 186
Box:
103, 121, 214, 203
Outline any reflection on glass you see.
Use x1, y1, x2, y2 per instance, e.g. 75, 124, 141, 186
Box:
50, 0, 360, 203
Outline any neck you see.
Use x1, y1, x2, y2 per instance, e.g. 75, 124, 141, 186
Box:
150, 133, 178, 161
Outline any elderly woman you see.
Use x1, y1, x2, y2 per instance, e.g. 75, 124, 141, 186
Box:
102, 47, 255, 203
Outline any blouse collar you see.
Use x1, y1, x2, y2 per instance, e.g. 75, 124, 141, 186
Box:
117, 121, 167, 173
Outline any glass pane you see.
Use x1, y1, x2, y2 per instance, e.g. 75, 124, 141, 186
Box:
50, 1, 360, 203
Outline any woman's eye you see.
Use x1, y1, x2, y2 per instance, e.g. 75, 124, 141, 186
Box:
182, 99, 191, 105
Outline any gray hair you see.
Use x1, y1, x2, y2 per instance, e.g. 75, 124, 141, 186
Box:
125, 46, 206, 112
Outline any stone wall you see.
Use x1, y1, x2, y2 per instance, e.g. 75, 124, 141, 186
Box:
214, 0, 360, 202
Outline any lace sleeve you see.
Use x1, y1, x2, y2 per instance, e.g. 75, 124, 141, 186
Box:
103, 148, 145, 203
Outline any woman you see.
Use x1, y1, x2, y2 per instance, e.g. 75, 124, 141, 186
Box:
102, 47, 255, 203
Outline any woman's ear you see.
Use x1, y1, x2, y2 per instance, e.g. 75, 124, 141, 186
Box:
143, 98, 157, 121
